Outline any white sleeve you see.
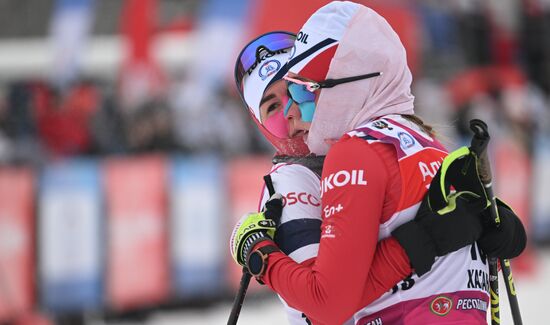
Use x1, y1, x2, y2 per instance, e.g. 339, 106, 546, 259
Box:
260, 163, 322, 325
260, 163, 322, 261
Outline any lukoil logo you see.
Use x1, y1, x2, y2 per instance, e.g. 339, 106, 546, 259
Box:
321, 170, 367, 196
246, 49, 288, 76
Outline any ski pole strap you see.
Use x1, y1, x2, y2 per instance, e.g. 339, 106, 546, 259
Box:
263, 174, 275, 196
469, 119, 492, 184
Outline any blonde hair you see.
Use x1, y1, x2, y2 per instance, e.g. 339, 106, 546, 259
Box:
402, 114, 435, 138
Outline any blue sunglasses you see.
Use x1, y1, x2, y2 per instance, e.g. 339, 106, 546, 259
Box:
284, 81, 317, 122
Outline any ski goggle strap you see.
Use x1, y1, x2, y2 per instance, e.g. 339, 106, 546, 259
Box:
284, 72, 383, 92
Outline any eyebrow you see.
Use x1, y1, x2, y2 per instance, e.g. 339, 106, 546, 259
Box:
259, 93, 277, 107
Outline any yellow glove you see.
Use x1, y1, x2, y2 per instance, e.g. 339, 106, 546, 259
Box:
229, 194, 282, 266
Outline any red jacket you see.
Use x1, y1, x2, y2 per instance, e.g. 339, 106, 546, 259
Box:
259, 135, 409, 325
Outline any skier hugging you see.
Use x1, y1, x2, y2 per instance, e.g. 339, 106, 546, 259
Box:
229, 2, 526, 324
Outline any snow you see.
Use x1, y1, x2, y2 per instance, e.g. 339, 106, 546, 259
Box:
91, 249, 550, 325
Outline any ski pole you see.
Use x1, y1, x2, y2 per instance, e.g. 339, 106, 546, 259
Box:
227, 175, 276, 325
469, 119, 523, 325
227, 269, 252, 325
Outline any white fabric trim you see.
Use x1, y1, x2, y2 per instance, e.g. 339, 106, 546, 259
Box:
242, 51, 290, 121
288, 243, 319, 264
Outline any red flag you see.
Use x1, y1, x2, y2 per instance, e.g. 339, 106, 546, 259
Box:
119, 0, 165, 110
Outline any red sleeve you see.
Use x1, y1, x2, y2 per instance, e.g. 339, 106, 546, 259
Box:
260, 137, 411, 325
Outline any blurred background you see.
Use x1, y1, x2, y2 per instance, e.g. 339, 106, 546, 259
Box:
0, 0, 549, 324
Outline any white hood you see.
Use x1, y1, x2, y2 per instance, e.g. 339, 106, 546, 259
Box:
289, 1, 415, 155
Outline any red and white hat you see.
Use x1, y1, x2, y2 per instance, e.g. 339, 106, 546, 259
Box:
288, 1, 415, 155
287, 1, 359, 81
235, 32, 310, 156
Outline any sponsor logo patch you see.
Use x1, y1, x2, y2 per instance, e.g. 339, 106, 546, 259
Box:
398, 132, 415, 149
258, 219, 276, 228
321, 224, 335, 238
246, 49, 287, 76
323, 203, 343, 218
456, 298, 488, 312
372, 120, 393, 130
259, 60, 281, 81
430, 295, 453, 316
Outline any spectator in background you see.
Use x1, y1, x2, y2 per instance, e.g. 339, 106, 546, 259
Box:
168, 74, 262, 155
454, 0, 493, 66
210, 86, 259, 156
4, 82, 45, 165
90, 88, 128, 155
0, 87, 13, 162
125, 99, 177, 153
34, 80, 100, 157
520, 0, 550, 95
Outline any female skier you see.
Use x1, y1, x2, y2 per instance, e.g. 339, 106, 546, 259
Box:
231, 23, 524, 324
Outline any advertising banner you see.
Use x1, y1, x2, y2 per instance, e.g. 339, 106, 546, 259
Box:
39, 160, 102, 313
532, 135, 550, 242
170, 155, 224, 298
0, 168, 34, 321
104, 155, 169, 310
494, 136, 531, 231
494, 136, 534, 273
225, 156, 272, 292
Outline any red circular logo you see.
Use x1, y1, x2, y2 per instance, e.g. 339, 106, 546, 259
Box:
430, 296, 453, 316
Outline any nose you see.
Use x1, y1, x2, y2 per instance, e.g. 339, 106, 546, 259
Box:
284, 100, 300, 136
284, 99, 301, 120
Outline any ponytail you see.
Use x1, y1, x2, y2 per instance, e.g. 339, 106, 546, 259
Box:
402, 114, 435, 138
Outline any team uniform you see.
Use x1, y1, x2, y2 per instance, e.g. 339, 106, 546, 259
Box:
258, 163, 323, 324
259, 157, 410, 325
260, 116, 490, 325
349, 116, 490, 324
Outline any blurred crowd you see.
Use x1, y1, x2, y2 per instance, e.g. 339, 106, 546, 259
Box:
0, 78, 260, 164
0, 0, 549, 164
0, 1, 549, 324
